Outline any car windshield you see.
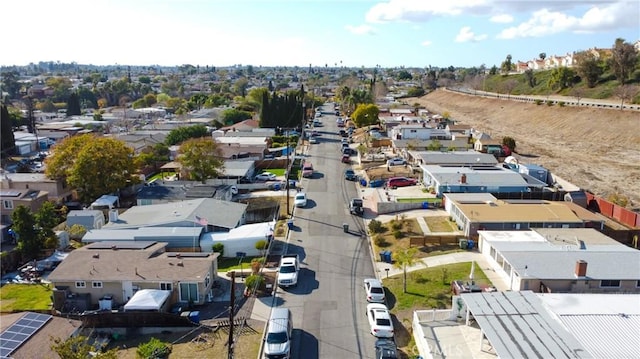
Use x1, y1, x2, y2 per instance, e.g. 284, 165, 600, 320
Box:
371, 287, 383, 294
280, 266, 296, 273
266, 332, 288, 344
352, 199, 363, 206
296, 194, 305, 200
376, 318, 391, 326
303, 166, 312, 171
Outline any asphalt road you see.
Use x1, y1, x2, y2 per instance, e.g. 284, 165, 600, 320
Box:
277, 103, 379, 359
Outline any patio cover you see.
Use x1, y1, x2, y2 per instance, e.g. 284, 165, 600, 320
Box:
123, 289, 170, 311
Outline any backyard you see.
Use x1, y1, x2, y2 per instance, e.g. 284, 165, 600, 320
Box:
0, 283, 53, 312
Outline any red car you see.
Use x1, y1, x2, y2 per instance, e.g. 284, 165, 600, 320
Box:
341, 154, 350, 163
386, 177, 417, 188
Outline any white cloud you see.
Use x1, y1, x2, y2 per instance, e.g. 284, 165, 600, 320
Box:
490, 14, 513, 23
365, 0, 492, 23
497, 1, 638, 39
421, 40, 433, 46
345, 24, 376, 35
455, 26, 488, 42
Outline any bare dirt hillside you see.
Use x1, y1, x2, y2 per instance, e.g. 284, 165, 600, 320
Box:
408, 89, 640, 208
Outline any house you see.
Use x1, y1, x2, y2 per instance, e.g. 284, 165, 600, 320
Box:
219, 119, 260, 132
47, 241, 218, 309
200, 221, 274, 256
0, 172, 73, 204
420, 165, 541, 198
389, 124, 451, 141
443, 193, 585, 237
478, 228, 640, 293
392, 138, 470, 153
409, 151, 497, 167
412, 291, 639, 359
0, 312, 82, 359
103, 198, 247, 232
213, 136, 269, 160
115, 132, 167, 154
66, 210, 106, 230
473, 137, 503, 154
0, 189, 49, 224
81, 227, 203, 251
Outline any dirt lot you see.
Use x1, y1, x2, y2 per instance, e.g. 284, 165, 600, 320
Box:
408, 89, 640, 208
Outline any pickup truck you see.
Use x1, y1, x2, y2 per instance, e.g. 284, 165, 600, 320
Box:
277, 254, 300, 287
349, 198, 364, 216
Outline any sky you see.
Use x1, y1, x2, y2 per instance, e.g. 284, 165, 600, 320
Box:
3, 0, 639, 69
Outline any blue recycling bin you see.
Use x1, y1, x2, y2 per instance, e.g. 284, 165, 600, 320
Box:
384, 251, 392, 263
189, 311, 200, 324
467, 239, 475, 250
273, 183, 281, 191
287, 219, 294, 229
360, 179, 367, 187
422, 201, 429, 209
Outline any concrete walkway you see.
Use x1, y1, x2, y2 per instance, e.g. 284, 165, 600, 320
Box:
374, 251, 510, 291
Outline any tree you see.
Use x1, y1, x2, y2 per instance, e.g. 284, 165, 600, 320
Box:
351, 104, 379, 127
406, 87, 426, 97
574, 52, 603, 88
569, 87, 586, 105
502, 79, 518, 98
66, 92, 82, 116
1, 104, 16, 158
255, 239, 268, 257
392, 247, 419, 293
165, 125, 209, 146
11, 206, 42, 260
1, 70, 22, 99
523, 69, 536, 88
548, 67, 576, 90
44, 134, 137, 204
220, 108, 252, 125
36, 201, 60, 249
177, 138, 225, 183
136, 337, 171, 359
610, 38, 638, 84
396, 70, 412, 80
51, 335, 118, 359
502, 136, 516, 152
614, 85, 639, 109
501, 54, 513, 74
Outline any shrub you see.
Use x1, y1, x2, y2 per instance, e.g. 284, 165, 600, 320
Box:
374, 235, 388, 247
368, 219, 385, 234
137, 337, 171, 359
558, 101, 565, 107
546, 100, 554, 106
245, 274, 264, 293
393, 230, 403, 239
534, 99, 543, 105
212, 243, 224, 257
390, 220, 402, 231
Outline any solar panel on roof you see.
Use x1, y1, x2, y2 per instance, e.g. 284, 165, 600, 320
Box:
0, 312, 52, 358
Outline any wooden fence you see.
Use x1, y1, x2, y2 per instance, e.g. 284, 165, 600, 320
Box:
409, 235, 460, 247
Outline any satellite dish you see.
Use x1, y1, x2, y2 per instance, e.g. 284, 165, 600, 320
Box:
504, 156, 518, 165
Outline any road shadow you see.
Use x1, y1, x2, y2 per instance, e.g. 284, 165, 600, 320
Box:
259, 295, 286, 307
310, 172, 325, 179
293, 329, 319, 359
279, 268, 319, 295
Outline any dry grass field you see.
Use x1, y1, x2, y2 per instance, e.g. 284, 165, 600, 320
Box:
408, 89, 640, 208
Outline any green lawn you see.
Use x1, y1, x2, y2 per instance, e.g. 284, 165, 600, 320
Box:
146, 171, 176, 182
382, 262, 488, 311
0, 283, 53, 312
217, 256, 264, 271
262, 168, 286, 176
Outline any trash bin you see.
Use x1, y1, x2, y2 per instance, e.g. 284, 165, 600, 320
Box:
360, 179, 367, 187
379, 251, 386, 262
384, 251, 391, 263
422, 201, 429, 209
188, 311, 200, 324
343, 223, 349, 233
287, 219, 294, 229
467, 239, 475, 250
274, 183, 281, 191
459, 238, 468, 249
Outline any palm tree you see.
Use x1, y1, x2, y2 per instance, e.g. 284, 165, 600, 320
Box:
392, 247, 420, 293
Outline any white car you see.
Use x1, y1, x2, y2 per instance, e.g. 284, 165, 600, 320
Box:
364, 278, 386, 303
255, 172, 277, 181
387, 157, 406, 166
366, 303, 394, 338
294, 192, 307, 208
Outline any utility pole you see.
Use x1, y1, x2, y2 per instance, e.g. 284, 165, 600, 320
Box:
228, 271, 235, 359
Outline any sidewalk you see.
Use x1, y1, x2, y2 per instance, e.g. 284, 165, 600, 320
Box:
374, 251, 510, 291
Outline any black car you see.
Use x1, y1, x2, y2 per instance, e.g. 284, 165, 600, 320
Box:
344, 169, 357, 181
375, 338, 398, 359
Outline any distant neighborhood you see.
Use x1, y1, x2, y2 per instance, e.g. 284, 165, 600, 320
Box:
1, 50, 639, 358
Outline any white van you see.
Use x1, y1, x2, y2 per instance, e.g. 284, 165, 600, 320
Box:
264, 307, 292, 359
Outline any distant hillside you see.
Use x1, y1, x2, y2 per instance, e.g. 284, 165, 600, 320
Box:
409, 89, 640, 208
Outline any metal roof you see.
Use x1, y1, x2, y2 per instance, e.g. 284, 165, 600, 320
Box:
411, 151, 498, 165
461, 291, 592, 358
538, 293, 640, 359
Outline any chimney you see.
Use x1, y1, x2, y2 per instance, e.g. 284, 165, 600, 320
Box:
461, 174, 467, 184
575, 260, 587, 277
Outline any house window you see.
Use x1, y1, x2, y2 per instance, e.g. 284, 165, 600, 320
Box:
179, 282, 199, 303
160, 282, 172, 291
600, 280, 620, 288
3, 200, 13, 210
92, 281, 103, 288
204, 274, 211, 288
75, 281, 86, 288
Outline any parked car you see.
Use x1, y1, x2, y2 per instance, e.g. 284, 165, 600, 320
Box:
366, 303, 394, 338
341, 154, 350, 163
255, 172, 277, 181
386, 177, 417, 188
294, 192, 307, 207
364, 278, 385, 303
387, 157, 406, 166
344, 169, 358, 181
375, 338, 399, 359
